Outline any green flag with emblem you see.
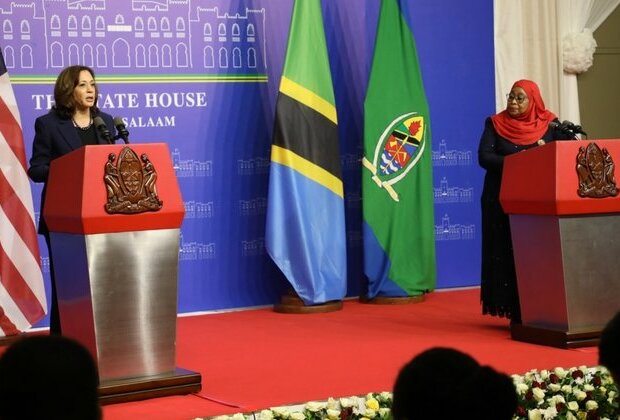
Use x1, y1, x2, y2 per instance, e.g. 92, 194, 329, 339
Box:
362, 0, 436, 298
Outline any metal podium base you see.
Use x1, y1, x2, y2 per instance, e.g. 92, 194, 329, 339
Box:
99, 367, 202, 405
510, 213, 620, 348
510, 324, 600, 349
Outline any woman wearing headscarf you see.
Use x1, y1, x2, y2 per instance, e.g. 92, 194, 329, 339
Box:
478, 79, 572, 324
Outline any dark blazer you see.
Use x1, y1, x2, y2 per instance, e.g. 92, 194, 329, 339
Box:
28, 111, 116, 233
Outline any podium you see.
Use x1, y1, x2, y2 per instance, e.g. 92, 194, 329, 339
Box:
500, 140, 620, 348
43, 143, 201, 403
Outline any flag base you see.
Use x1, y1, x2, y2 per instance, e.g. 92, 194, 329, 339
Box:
273, 291, 343, 314
359, 295, 425, 304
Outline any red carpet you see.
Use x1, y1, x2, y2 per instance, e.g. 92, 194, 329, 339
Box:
101, 288, 598, 419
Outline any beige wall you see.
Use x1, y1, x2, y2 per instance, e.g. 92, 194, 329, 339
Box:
577, 7, 620, 140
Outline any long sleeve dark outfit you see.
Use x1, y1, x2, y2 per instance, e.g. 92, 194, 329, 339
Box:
28, 111, 115, 334
478, 117, 572, 321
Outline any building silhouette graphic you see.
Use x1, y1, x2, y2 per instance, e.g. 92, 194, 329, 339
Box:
0, 0, 267, 75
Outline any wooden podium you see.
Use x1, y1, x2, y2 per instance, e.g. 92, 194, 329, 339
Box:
500, 140, 620, 348
43, 143, 201, 403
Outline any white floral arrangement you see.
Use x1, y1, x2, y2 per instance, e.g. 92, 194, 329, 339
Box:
562, 28, 597, 74
196, 367, 619, 420
198, 392, 393, 420
513, 366, 618, 420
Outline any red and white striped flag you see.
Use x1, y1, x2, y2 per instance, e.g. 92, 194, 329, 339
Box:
0, 48, 47, 336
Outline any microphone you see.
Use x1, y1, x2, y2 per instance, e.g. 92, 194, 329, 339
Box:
561, 120, 587, 136
94, 116, 113, 144
113, 116, 130, 144
549, 120, 586, 138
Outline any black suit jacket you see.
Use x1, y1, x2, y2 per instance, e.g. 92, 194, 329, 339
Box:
28, 111, 116, 233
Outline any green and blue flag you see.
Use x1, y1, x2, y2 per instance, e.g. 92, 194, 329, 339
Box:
265, 0, 346, 305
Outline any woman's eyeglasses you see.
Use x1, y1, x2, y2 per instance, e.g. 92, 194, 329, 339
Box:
506, 94, 528, 104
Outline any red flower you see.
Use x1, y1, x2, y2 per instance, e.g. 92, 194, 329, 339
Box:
572, 370, 585, 379
549, 373, 560, 384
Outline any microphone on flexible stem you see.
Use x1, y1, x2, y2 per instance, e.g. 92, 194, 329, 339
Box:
561, 120, 587, 137
113, 116, 130, 144
549, 120, 585, 140
93, 116, 114, 144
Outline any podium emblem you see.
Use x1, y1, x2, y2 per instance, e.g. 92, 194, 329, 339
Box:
576, 142, 618, 198
104, 147, 164, 214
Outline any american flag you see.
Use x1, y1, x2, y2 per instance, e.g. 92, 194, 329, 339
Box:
0, 48, 47, 336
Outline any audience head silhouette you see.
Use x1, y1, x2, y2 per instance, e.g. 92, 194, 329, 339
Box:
599, 311, 620, 381
0, 335, 101, 420
392, 347, 517, 420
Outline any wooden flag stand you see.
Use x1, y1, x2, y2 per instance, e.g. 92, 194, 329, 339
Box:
359, 295, 425, 304
274, 289, 343, 314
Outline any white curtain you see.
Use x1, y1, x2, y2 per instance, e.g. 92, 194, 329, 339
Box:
494, 0, 620, 126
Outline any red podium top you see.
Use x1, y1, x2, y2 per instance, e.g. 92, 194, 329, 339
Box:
44, 143, 184, 234
500, 139, 620, 215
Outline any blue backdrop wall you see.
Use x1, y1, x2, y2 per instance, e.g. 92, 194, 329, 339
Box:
0, 0, 495, 326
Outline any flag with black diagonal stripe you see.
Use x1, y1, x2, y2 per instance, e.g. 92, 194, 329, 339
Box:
265, 0, 346, 305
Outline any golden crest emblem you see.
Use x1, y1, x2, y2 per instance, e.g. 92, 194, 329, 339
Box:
104, 147, 164, 214
576, 142, 618, 198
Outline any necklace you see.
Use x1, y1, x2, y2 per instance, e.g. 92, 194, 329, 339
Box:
72, 117, 93, 131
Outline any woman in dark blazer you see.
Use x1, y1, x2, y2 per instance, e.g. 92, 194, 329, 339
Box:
28, 65, 116, 335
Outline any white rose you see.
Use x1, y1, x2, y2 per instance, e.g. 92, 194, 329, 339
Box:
550, 394, 565, 405
583, 384, 594, 392
259, 410, 274, 420
305, 401, 325, 412
364, 409, 377, 419
554, 367, 567, 378
232, 414, 246, 420
290, 412, 305, 420
379, 392, 392, 400
585, 400, 598, 411
533, 387, 546, 401
379, 408, 391, 418
339, 398, 353, 408
548, 383, 561, 393
566, 412, 577, 420
608, 390, 616, 399
326, 398, 339, 410
271, 407, 290, 418
543, 406, 558, 419
326, 409, 340, 420
561, 385, 573, 393
540, 370, 550, 380
528, 409, 543, 420
517, 383, 530, 394
567, 401, 579, 411
573, 390, 587, 401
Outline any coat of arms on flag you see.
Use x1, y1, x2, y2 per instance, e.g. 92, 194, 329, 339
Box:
363, 112, 426, 202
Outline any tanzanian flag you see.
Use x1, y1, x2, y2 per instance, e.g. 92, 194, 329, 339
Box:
265, 0, 346, 305
362, 0, 436, 298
